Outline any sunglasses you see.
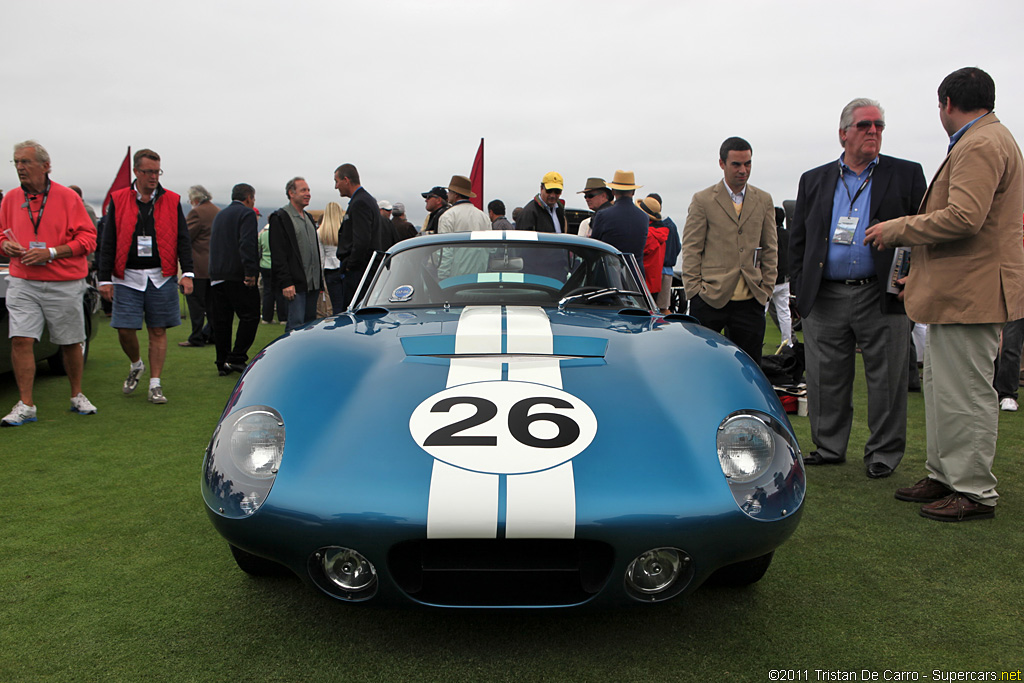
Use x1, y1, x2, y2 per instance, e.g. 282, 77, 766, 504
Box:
583, 192, 601, 200
854, 119, 885, 131
544, 187, 563, 195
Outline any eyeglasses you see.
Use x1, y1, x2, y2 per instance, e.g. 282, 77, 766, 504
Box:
853, 120, 885, 131
583, 192, 601, 200
544, 188, 563, 195
136, 169, 164, 176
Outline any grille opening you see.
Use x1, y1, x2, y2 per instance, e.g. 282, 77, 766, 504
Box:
389, 539, 614, 606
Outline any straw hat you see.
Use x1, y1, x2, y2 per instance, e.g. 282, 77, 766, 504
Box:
608, 169, 643, 190
446, 175, 476, 198
636, 196, 662, 221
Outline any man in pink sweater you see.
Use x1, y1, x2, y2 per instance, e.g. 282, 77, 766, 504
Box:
1, 140, 98, 425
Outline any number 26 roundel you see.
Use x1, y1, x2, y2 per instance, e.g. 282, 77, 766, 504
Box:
409, 380, 598, 475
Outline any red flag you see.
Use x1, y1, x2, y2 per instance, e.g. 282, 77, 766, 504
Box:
102, 147, 132, 215
469, 138, 484, 210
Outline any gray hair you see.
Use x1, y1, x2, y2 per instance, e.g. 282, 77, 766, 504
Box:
839, 98, 884, 146
285, 176, 305, 199
188, 184, 212, 204
14, 140, 50, 165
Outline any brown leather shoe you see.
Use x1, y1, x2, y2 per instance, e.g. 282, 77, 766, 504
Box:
919, 493, 995, 522
894, 477, 952, 503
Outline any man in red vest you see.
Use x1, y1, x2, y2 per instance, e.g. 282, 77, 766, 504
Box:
98, 149, 194, 404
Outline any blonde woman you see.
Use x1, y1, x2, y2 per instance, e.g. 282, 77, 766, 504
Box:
318, 202, 346, 314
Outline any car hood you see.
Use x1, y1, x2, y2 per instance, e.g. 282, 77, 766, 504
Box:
216, 305, 791, 545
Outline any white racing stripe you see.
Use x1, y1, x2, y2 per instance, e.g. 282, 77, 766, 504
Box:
426, 306, 576, 539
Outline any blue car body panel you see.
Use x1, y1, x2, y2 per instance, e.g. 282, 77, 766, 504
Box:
203, 233, 804, 607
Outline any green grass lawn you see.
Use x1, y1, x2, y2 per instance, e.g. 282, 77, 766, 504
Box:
1, 311, 1021, 682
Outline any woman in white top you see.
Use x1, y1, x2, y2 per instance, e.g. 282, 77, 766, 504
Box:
318, 202, 346, 315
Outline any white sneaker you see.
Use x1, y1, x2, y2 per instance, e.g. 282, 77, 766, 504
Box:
124, 362, 145, 395
148, 386, 168, 404
70, 393, 97, 415
1000, 397, 1018, 412
2, 401, 38, 426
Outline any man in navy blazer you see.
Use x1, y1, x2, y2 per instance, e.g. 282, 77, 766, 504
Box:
790, 98, 926, 479
334, 163, 383, 310
590, 170, 649, 283
208, 183, 261, 375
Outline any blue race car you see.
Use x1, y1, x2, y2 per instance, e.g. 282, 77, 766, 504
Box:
202, 231, 805, 607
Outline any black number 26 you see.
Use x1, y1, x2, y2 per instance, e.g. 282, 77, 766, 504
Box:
424, 396, 580, 449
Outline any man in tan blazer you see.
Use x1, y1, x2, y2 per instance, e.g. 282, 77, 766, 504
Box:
866, 67, 1024, 522
682, 137, 778, 364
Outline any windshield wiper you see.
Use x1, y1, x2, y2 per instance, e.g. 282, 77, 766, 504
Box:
558, 287, 644, 310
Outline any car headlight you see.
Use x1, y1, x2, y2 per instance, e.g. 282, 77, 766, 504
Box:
308, 546, 379, 601
202, 406, 285, 518
715, 411, 805, 520
623, 547, 694, 602
717, 414, 774, 483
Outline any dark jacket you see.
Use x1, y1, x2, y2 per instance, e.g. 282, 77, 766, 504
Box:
662, 215, 681, 269
589, 197, 649, 278
269, 205, 321, 293
392, 215, 418, 241
515, 195, 566, 233
790, 154, 926, 317
209, 200, 259, 281
336, 186, 383, 276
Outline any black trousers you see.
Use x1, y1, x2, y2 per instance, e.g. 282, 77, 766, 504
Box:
259, 267, 289, 323
688, 296, 766, 366
209, 281, 261, 367
184, 277, 212, 345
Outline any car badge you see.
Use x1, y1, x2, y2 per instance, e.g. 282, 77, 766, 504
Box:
390, 285, 414, 302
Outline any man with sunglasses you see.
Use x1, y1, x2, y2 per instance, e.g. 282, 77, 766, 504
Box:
865, 68, 1024, 521
98, 148, 194, 405
791, 99, 926, 479
575, 178, 613, 238
515, 171, 568, 234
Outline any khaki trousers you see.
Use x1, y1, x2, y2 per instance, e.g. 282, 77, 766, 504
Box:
924, 323, 1001, 505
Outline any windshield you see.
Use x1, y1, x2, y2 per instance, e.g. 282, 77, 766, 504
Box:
363, 241, 648, 309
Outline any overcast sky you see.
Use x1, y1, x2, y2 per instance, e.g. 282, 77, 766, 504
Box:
3, 0, 1023, 225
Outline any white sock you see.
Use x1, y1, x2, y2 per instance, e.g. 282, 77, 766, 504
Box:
149, 378, 161, 389
131, 359, 144, 370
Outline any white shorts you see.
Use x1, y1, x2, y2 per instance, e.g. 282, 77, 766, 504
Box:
5, 277, 86, 345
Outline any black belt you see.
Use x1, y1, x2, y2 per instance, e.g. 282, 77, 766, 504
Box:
830, 276, 877, 286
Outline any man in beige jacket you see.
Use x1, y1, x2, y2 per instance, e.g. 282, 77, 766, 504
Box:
865, 67, 1024, 522
682, 137, 777, 365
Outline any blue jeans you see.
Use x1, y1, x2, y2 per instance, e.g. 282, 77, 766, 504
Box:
324, 269, 346, 314
285, 291, 319, 332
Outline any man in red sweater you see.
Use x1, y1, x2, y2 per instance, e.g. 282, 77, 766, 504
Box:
1, 140, 98, 426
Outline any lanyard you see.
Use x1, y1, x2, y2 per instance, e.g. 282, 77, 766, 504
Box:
838, 161, 874, 215
22, 178, 51, 235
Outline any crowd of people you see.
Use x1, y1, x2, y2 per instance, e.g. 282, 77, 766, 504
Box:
2, 66, 1021, 525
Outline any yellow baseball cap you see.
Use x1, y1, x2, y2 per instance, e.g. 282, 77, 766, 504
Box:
541, 171, 564, 190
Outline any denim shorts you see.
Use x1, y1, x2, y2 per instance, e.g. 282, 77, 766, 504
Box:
111, 277, 182, 330
5, 277, 86, 344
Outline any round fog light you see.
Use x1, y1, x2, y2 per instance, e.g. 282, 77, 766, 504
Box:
625, 547, 687, 594
321, 547, 377, 593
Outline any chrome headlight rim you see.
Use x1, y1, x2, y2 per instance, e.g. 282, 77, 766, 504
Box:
308, 546, 379, 602
623, 547, 694, 603
202, 405, 286, 518
717, 413, 776, 484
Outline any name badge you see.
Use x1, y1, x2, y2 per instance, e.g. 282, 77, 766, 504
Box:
832, 216, 859, 245
137, 235, 153, 257
29, 241, 46, 250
